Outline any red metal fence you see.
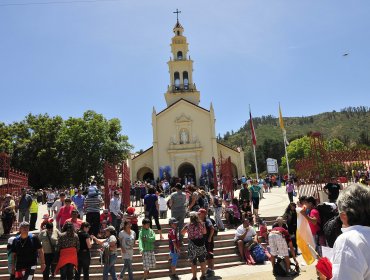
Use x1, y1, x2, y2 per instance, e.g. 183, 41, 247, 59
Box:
295, 132, 370, 202
104, 160, 131, 210
0, 152, 28, 197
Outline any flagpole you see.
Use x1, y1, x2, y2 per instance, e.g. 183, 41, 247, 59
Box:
283, 130, 290, 178
249, 104, 259, 180
253, 144, 259, 180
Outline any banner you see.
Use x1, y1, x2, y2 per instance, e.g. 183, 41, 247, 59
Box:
296, 208, 316, 265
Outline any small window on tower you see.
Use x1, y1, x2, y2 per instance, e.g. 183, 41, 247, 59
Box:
177, 31, 180, 36
183, 71, 189, 89
174, 72, 180, 90
177, 51, 183, 60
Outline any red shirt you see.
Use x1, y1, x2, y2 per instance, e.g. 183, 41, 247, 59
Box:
65, 218, 83, 231
168, 228, 179, 253
57, 205, 75, 227
308, 208, 321, 235
271, 226, 292, 243
100, 213, 112, 224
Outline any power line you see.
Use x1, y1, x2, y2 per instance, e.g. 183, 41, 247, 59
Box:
0, 0, 123, 7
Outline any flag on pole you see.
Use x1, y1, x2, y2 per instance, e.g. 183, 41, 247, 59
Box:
279, 103, 285, 130
249, 107, 257, 146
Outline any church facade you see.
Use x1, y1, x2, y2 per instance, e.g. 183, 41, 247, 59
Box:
129, 20, 245, 184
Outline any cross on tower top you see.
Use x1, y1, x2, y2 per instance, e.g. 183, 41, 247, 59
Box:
173, 9, 181, 22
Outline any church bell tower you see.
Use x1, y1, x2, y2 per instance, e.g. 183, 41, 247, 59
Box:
165, 15, 200, 107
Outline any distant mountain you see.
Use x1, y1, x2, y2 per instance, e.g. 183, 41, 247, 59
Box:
218, 106, 370, 173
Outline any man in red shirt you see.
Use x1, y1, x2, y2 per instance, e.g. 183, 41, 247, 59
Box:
65, 209, 83, 231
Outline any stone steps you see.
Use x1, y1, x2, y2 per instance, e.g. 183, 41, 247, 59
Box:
0, 216, 278, 280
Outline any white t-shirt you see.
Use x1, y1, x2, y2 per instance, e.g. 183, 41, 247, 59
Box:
119, 230, 136, 259
47, 193, 56, 204
234, 225, 256, 242
158, 197, 168, 211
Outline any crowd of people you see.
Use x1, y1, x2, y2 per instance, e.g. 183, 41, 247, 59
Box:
1, 172, 370, 280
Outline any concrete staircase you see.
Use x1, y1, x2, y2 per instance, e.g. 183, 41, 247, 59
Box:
0, 216, 278, 280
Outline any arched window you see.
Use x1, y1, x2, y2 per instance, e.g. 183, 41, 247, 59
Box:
177, 51, 183, 60
177, 31, 180, 36
183, 71, 189, 89
174, 72, 180, 90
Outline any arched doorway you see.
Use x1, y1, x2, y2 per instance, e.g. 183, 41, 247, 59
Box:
178, 162, 196, 185
231, 163, 238, 178
137, 167, 154, 183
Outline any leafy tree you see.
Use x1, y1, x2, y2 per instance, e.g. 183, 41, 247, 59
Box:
57, 111, 132, 186
281, 136, 311, 168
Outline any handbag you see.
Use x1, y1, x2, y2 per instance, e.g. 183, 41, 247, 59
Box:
47, 232, 59, 264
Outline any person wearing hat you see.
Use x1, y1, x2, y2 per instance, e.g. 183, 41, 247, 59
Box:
316, 257, 332, 280
92, 225, 119, 280
1, 194, 15, 235
17, 188, 32, 223
56, 198, 76, 230
168, 183, 187, 243
11, 221, 45, 279
123, 207, 139, 240
40, 213, 54, 231
168, 217, 180, 279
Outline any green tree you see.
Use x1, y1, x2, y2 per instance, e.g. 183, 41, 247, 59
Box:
57, 110, 132, 186
281, 136, 311, 168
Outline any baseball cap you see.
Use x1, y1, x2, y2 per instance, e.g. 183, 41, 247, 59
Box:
42, 213, 50, 219
126, 207, 135, 215
168, 218, 178, 225
104, 225, 116, 232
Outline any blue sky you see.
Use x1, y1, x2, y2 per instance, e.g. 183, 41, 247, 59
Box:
1, 0, 369, 150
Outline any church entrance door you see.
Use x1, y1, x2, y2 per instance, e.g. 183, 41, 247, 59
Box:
178, 162, 196, 185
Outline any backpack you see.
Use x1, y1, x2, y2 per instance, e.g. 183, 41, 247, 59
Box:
208, 217, 218, 236
323, 215, 342, 248
250, 244, 266, 264
316, 203, 338, 228
273, 256, 299, 277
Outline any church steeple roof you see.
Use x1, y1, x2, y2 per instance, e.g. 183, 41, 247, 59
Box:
165, 14, 200, 107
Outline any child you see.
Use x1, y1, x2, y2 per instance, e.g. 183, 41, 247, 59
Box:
168, 218, 180, 279
258, 219, 268, 243
139, 218, 156, 280
158, 193, 168, 219
40, 213, 54, 231
118, 221, 136, 280
124, 207, 139, 240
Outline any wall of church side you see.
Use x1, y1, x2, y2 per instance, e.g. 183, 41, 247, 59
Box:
156, 101, 216, 181
131, 148, 154, 181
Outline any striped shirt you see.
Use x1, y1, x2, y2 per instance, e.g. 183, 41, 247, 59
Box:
84, 196, 102, 213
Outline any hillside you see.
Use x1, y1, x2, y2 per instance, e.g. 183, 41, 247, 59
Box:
218, 106, 370, 173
